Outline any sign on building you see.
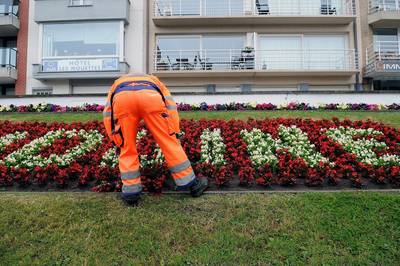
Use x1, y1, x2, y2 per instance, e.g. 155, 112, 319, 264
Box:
375, 60, 400, 73
42, 58, 119, 72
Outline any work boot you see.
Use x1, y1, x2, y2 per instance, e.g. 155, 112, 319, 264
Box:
120, 193, 140, 207
189, 177, 209, 197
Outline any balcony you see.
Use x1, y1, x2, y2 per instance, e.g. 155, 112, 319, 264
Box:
0, 48, 17, 83
368, 0, 400, 27
0, 0, 19, 36
32, 57, 129, 80
153, 48, 358, 78
153, 0, 356, 26
365, 41, 400, 79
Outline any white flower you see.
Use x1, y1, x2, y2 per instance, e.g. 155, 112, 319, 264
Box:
324, 126, 400, 167
3, 129, 103, 169
200, 128, 227, 167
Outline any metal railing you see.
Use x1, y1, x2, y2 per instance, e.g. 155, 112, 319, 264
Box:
154, 49, 358, 72
365, 41, 400, 73
369, 0, 400, 14
0, 48, 17, 68
154, 0, 355, 17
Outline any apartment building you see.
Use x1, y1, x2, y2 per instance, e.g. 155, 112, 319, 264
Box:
1, 0, 397, 95
149, 0, 361, 93
0, 0, 28, 96
25, 0, 146, 95
361, 0, 400, 90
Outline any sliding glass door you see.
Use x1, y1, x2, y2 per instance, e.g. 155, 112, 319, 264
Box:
259, 36, 302, 69
258, 34, 347, 70
304, 35, 346, 69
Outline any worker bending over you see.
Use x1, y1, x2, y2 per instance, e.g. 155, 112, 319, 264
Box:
103, 74, 208, 206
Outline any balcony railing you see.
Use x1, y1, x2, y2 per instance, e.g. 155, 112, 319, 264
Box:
369, 0, 400, 14
154, 0, 355, 17
366, 41, 400, 74
0, 48, 17, 68
154, 49, 358, 72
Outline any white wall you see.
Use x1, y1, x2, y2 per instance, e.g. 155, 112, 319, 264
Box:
25, 0, 146, 95
1, 93, 399, 106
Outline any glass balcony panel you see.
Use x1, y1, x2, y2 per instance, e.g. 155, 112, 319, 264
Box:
155, 49, 356, 71
0, 47, 17, 67
0, 0, 19, 16
154, 0, 353, 17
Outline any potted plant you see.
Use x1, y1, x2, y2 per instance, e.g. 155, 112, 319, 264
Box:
242, 46, 254, 54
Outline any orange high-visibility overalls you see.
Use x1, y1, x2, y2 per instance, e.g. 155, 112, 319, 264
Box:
103, 75, 196, 197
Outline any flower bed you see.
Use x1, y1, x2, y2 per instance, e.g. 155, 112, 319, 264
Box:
0, 118, 399, 192
1, 102, 400, 113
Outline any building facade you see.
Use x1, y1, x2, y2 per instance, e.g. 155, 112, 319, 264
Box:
0, 0, 28, 96
361, 0, 400, 91
25, 0, 146, 95
149, 0, 360, 93
1, 0, 399, 95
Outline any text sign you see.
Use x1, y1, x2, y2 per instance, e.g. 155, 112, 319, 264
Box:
375, 60, 400, 73
42, 58, 119, 72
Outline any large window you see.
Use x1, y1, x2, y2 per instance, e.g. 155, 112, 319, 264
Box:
156, 35, 245, 70
0, 38, 16, 68
42, 22, 122, 59
373, 28, 399, 54
258, 35, 347, 70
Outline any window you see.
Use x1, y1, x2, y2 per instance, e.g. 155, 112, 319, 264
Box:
373, 28, 399, 54
258, 35, 347, 70
0, 0, 19, 16
0, 38, 17, 67
42, 22, 121, 58
156, 35, 245, 70
69, 0, 93, 7
259, 36, 302, 69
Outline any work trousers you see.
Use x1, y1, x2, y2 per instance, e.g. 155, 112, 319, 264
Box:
105, 89, 196, 197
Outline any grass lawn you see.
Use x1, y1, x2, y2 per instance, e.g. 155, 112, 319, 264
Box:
1, 110, 400, 128
1, 192, 399, 265
1, 111, 400, 265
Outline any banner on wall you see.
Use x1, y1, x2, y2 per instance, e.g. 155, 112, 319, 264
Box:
42, 58, 119, 72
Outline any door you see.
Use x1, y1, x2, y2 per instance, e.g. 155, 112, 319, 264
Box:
304, 35, 346, 70
259, 36, 302, 70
